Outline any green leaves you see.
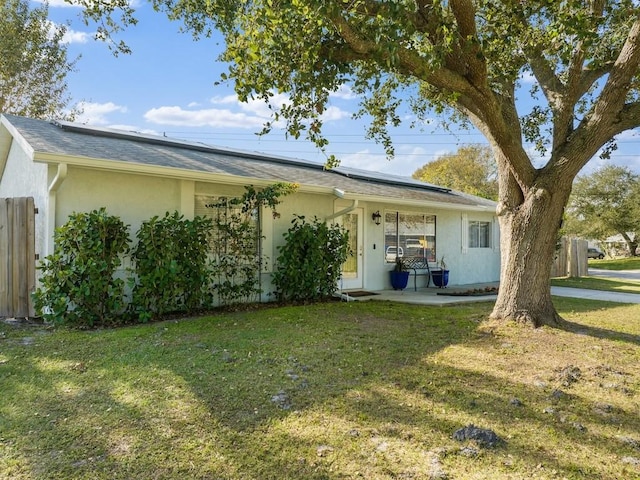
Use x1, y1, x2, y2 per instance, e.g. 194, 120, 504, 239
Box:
33, 208, 130, 327
566, 166, 640, 251
272, 215, 350, 301
130, 211, 214, 321
0, 0, 79, 119
33, 183, 297, 326
412, 145, 498, 200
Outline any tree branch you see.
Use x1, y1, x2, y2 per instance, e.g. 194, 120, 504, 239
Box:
449, 0, 487, 85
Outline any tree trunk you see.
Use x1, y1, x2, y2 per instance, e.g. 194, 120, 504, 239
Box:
491, 183, 570, 328
621, 233, 639, 257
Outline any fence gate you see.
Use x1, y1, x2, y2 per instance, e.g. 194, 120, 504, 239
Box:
0, 197, 36, 318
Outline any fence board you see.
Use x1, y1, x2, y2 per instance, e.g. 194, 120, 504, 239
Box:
0, 197, 36, 317
551, 237, 588, 278
0, 200, 9, 316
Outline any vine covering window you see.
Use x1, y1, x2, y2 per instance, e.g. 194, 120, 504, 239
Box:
194, 194, 261, 305
384, 211, 436, 263
194, 195, 259, 256
469, 220, 491, 248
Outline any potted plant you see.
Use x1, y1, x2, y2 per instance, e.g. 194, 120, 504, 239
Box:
432, 256, 449, 288
389, 256, 410, 290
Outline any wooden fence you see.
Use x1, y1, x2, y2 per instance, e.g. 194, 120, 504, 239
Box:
0, 197, 36, 318
551, 237, 588, 278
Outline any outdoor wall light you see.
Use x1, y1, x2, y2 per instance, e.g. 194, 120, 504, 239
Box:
371, 210, 382, 225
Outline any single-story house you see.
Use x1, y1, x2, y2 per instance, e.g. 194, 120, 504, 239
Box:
0, 113, 499, 312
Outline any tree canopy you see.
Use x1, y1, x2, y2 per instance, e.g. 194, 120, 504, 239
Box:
79, 0, 640, 327
0, 0, 78, 119
412, 145, 498, 200
565, 165, 640, 256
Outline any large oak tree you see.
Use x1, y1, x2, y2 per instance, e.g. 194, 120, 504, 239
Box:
83, 0, 640, 327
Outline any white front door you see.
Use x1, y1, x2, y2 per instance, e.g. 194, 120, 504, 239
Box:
341, 208, 364, 290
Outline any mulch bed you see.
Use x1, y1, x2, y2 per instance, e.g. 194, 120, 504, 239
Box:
437, 287, 499, 297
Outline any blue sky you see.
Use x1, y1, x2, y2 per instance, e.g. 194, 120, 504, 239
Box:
40, 0, 640, 177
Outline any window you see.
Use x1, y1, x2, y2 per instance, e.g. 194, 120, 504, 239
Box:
384, 211, 436, 263
194, 195, 259, 255
469, 220, 491, 248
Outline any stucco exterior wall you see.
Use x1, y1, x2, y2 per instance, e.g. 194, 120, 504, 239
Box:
0, 142, 49, 262
1, 144, 499, 300
363, 203, 500, 290
55, 167, 184, 236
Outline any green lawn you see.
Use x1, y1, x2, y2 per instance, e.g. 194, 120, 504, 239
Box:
551, 276, 640, 294
588, 256, 640, 270
2, 299, 640, 479
552, 256, 640, 294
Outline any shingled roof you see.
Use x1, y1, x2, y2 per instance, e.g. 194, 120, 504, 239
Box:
1, 114, 496, 211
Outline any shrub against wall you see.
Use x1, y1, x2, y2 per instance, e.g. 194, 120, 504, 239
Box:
129, 212, 214, 322
33, 208, 130, 327
272, 215, 349, 302
33, 183, 299, 327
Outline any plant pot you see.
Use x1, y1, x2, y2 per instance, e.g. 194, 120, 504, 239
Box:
432, 269, 449, 288
390, 270, 410, 290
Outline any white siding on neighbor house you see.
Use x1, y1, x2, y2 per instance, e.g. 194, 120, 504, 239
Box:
0, 142, 49, 264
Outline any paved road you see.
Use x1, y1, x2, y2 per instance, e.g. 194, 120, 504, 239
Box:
551, 286, 640, 304
588, 268, 640, 281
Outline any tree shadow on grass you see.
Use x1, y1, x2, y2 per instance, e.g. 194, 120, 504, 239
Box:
3, 301, 640, 479
560, 319, 640, 346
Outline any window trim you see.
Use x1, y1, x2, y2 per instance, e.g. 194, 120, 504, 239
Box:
468, 219, 492, 249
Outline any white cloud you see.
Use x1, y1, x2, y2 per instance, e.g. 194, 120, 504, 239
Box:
339, 149, 391, 172
209, 92, 349, 123
329, 85, 357, 100
144, 106, 267, 129
75, 101, 127, 125
62, 29, 93, 44
36, 0, 81, 7
321, 106, 349, 122
615, 129, 639, 141
43, 19, 93, 44
210, 95, 240, 105
520, 70, 536, 84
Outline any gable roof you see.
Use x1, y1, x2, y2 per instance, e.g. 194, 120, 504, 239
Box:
0, 114, 496, 211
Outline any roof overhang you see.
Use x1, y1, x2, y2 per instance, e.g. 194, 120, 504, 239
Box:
32, 151, 496, 213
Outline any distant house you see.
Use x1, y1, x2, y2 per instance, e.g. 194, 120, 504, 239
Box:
0, 113, 499, 305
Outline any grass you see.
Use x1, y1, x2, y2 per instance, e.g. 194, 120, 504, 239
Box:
2, 299, 640, 479
588, 257, 640, 270
552, 256, 640, 294
551, 276, 640, 294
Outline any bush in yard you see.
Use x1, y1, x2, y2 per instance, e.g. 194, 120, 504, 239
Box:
129, 212, 214, 322
272, 215, 349, 302
33, 208, 130, 327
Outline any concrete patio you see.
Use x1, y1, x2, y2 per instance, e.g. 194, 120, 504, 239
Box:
339, 283, 500, 306
339, 282, 640, 305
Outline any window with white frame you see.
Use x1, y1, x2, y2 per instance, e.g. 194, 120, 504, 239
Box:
469, 220, 491, 248
384, 211, 436, 263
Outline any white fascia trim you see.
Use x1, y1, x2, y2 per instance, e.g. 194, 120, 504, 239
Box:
338, 192, 497, 212
32, 151, 497, 212
1, 115, 35, 159
32, 152, 333, 195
